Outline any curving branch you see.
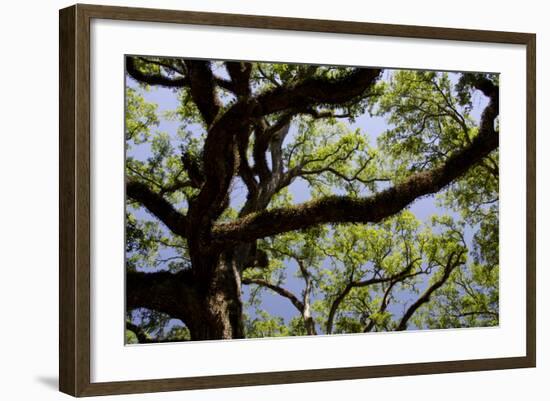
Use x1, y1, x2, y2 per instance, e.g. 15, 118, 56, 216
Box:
252, 245, 318, 335
237, 132, 259, 198
326, 258, 420, 334
226, 61, 252, 98
184, 60, 221, 126
253, 114, 294, 184
126, 180, 188, 238
396, 251, 465, 331
253, 68, 382, 116
242, 277, 304, 313
296, 259, 317, 335
364, 279, 399, 332
126, 56, 188, 88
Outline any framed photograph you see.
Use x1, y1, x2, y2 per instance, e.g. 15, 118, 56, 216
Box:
59, 4, 536, 397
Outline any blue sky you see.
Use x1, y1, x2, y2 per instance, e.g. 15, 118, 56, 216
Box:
126, 64, 488, 335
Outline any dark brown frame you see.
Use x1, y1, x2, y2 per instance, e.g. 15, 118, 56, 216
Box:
59, 3, 536, 397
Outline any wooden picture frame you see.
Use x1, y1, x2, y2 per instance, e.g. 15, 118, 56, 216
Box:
59, 3, 536, 397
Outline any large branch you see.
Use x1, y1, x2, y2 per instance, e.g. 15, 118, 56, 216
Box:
253, 68, 382, 116
188, 102, 252, 230
213, 128, 497, 243
184, 60, 221, 126
237, 132, 259, 198
225, 61, 252, 98
253, 114, 293, 183
127, 180, 188, 238
126, 56, 237, 93
126, 269, 197, 323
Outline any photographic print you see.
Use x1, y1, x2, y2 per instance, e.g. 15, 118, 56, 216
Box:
124, 56, 499, 344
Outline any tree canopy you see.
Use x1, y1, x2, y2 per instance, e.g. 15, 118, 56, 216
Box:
124, 57, 499, 343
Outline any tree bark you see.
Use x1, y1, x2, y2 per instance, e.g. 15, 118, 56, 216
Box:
126, 252, 245, 341
187, 252, 245, 340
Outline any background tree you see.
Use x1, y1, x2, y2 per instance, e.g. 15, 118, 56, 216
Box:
124, 57, 499, 342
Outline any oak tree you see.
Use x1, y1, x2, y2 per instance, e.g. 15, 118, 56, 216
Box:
124, 57, 499, 342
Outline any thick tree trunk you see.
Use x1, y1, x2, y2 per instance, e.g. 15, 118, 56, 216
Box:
187, 251, 245, 341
